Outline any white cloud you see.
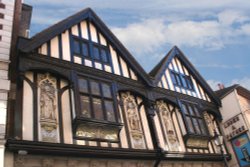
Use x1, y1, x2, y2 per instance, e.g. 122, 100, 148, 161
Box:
231, 77, 250, 90
112, 19, 167, 55
218, 10, 248, 26
112, 11, 250, 56
197, 63, 243, 69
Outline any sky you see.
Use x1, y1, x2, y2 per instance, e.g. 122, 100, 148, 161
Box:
25, 0, 250, 90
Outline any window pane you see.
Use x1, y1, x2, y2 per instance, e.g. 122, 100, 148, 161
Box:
176, 74, 182, 86
198, 119, 207, 135
93, 46, 100, 60
182, 104, 188, 115
105, 100, 115, 122
93, 98, 103, 120
186, 77, 194, 90
73, 40, 81, 54
82, 43, 88, 56
80, 96, 91, 118
186, 117, 194, 133
102, 83, 112, 98
193, 106, 200, 117
192, 118, 201, 134
181, 76, 187, 88
78, 78, 88, 93
188, 105, 195, 116
90, 81, 100, 95
100, 48, 108, 63
170, 72, 177, 85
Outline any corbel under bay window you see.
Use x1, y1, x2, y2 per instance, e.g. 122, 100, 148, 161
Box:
180, 101, 210, 148
73, 77, 122, 142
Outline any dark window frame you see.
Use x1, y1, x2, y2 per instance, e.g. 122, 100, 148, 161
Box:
77, 76, 118, 123
72, 36, 90, 58
71, 34, 111, 66
170, 70, 194, 91
180, 101, 208, 136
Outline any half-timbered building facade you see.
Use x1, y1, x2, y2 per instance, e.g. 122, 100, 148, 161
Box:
5, 7, 228, 167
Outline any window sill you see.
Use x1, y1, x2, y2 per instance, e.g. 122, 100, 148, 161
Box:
183, 134, 210, 149
72, 116, 123, 143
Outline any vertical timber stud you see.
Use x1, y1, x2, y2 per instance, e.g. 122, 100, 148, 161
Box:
145, 100, 164, 167
14, 72, 24, 140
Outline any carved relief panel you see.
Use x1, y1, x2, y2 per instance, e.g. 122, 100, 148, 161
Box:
203, 112, 216, 136
38, 73, 59, 143
121, 92, 146, 149
157, 101, 180, 151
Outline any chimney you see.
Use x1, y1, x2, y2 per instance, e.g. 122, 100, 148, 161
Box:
18, 4, 32, 38
218, 83, 225, 90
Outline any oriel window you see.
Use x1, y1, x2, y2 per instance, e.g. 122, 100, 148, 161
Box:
78, 77, 116, 122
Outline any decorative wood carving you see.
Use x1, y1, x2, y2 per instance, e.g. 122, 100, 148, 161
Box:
14, 156, 25, 167
157, 100, 180, 151
122, 92, 146, 149
38, 73, 58, 143
42, 159, 54, 167
203, 112, 216, 136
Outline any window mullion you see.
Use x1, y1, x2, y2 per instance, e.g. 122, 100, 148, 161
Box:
99, 82, 107, 121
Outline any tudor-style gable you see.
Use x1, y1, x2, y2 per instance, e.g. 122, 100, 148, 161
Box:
19, 8, 151, 85
150, 46, 220, 105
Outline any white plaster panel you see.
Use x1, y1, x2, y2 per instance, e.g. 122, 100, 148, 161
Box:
99, 33, 107, 46
62, 30, 71, 61
95, 62, 102, 70
118, 100, 129, 148
119, 57, 129, 78
84, 59, 92, 67
130, 69, 137, 80
104, 65, 112, 73
161, 75, 168, 89
109, 46, 120, 75
80, 21, 89, 39
71, 25, 79, 36
175, 58, 184, 74
154, 114, 165, 149
140, 105, 154, 150
191, 76, 201, 99
50, 36, 59, 58
111, 143, 119, 148
165, 69, 174, 91
173, 111, 185, 152
176, 111, 187, 135
22, 77, 33, 141
171, 59, 178, 72
76, 140, 86, 145
62, 89, 73, 144
40, 43, 47, 55
89, 23, 98, 43
100, 142, 109, 147
74, 56, 82, 64
88, 141, 97, 146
